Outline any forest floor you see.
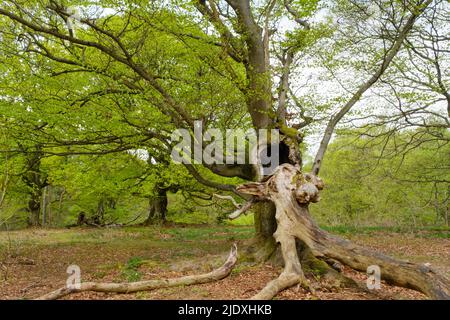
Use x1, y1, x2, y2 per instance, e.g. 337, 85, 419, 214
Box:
0, 225, 448, 300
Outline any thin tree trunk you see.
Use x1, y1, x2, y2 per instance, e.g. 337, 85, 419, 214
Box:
445, 185, 449, 227
0, 154, 9, 208
249, 202, 277, 261
47, 185, 52, 225
58, 187, 66, 218
92, 198, 108, 225
311, 1, 432, 175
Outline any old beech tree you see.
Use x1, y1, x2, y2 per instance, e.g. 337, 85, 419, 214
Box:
0, 0, 449, 299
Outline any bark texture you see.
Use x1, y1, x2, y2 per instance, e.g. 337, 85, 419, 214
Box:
37, 244, 237, 300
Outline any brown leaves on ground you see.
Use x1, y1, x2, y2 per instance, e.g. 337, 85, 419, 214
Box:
0, 226, 448, 300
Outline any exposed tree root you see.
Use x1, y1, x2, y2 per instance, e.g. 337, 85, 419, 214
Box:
237, 164, 450, 300
36, 244, 237, 300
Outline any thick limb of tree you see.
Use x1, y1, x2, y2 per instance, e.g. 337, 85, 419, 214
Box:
251, 230, 305, 300
36, 244, 238, 300
22, 146, 48, 227
238, 164, 449, 300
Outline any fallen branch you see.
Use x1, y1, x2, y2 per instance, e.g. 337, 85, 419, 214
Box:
36, 244, 238, 300
213, 193, 257, 220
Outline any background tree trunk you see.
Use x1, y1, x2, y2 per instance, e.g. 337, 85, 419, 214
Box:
239, 164, 450, 300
